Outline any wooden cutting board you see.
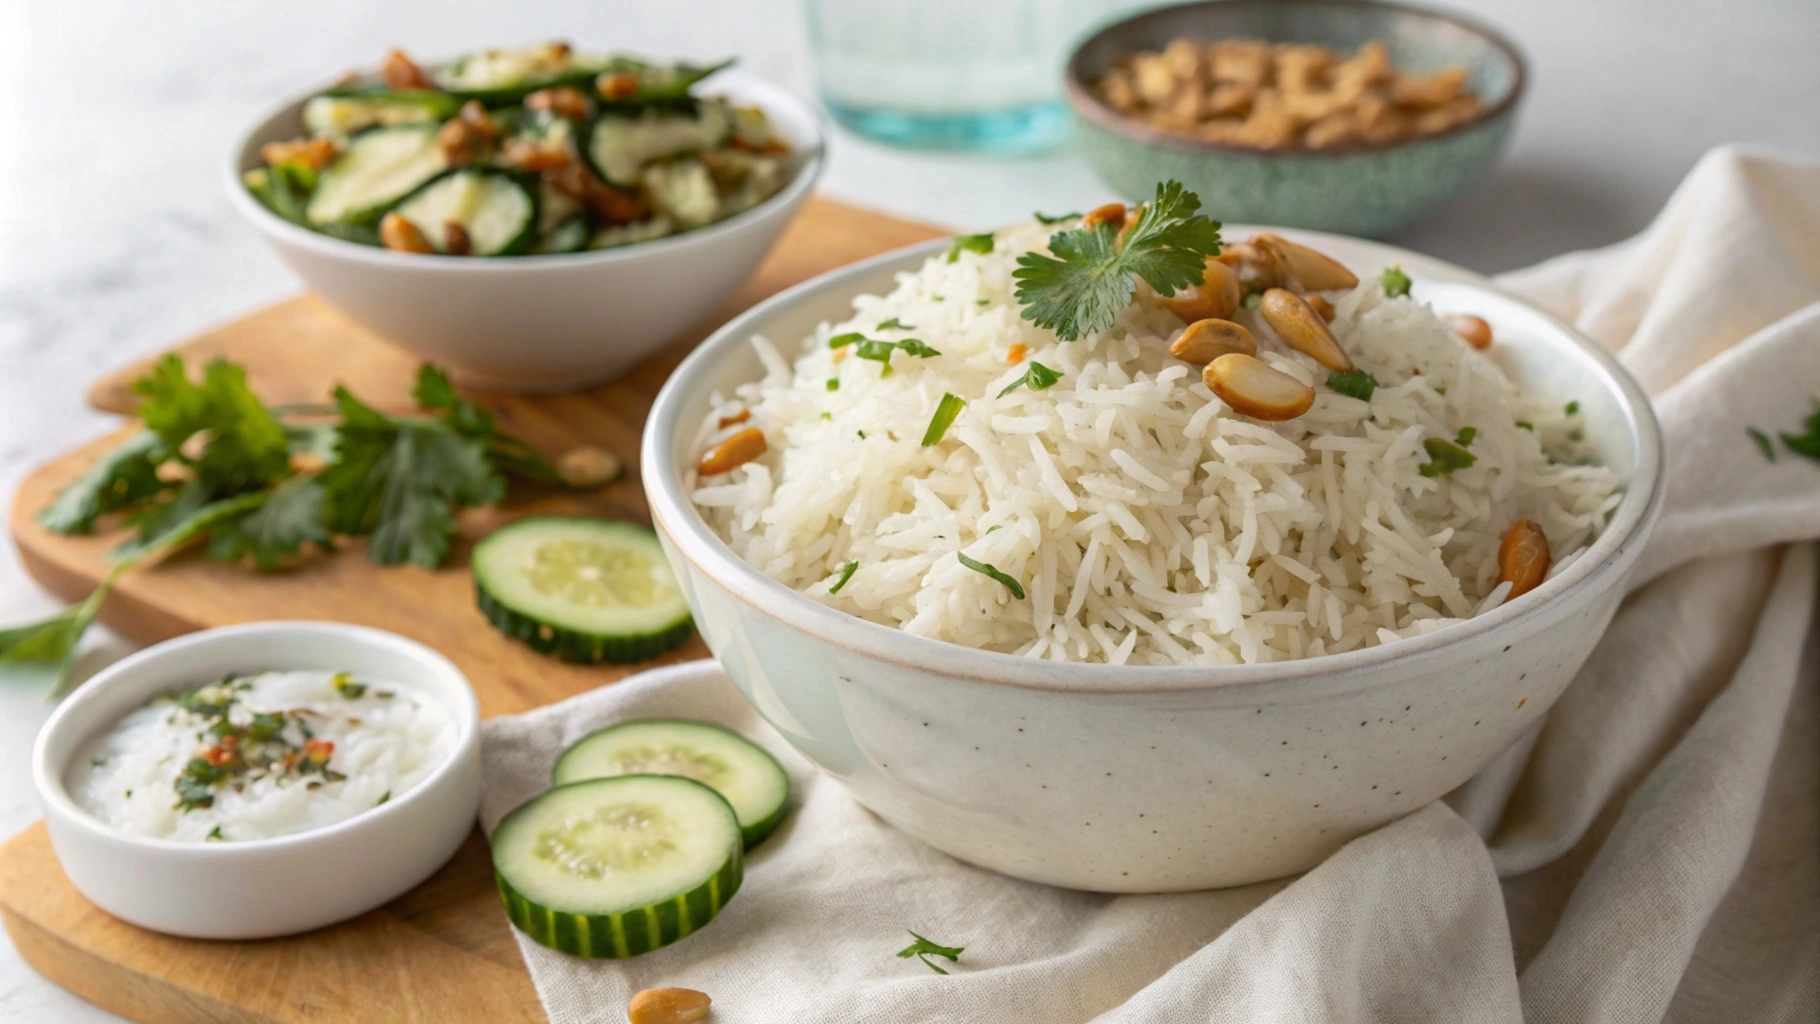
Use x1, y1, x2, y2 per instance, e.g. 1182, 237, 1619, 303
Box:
0, 196, 945, 1024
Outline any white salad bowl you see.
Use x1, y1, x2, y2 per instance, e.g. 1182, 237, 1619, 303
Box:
225, 69, 825, 392
643, 231, 1664, 893
32, 622, 481, 939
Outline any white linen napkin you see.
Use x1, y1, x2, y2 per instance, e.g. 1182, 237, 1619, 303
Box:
479, 145, 1820, 1024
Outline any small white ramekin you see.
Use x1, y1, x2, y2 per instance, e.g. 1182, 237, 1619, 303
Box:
32, 622, 480, 939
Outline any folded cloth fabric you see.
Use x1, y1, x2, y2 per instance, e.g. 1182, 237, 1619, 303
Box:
479, 145, 1820, 1024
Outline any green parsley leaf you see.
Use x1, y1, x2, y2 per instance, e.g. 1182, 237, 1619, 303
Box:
854, 338, 941, 376
412, 365, 557, 483
1034, 210, 1081, 224
1782, 402, 1820, 462
826, 377, 839, 391
896, 931, 965, 975
876, 318, 915, 331
1516, 421, 1535, 431
319, 388, 503, 569
829, 332, 865, 349
1455, 426, 1477, 447
829, 561, 858, 594
110, 487, 270, 565
1381, 265, 1412, 298
134, 356, 291, 496
946, 232, 996, 263
1747, 427, 1775, 461
206, 825, 224, 841
1242, 291, 1263, 309
922, 393, 966, 445
997, 361, 1064, 398
205, 476, 329, 570
36, 431, 170, 535
1565, 400, 1580, 415
1326, 370, 1378, 401
1419, 437, 1477, 477
957, 553, 1024, 599
895, 339, 941, 358
1013, 180, 1223, 342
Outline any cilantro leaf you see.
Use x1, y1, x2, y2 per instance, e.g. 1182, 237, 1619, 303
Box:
1419, 437, 1477, 477
828, 561, 858, 595
36, 431, 169, 535
829, 332, 865, 349
111, 487, 269, 565
946, 232, 995, 263
319, 388, 503, 568
1782, 402, 1820, 462
1326, 370, 1378, 402
1013, 181, 1222, 342
853, 338, 941, 376
922, 393, 966, 446
1381, 266, 1412, 298
957, 553, 1024, 599
412, 365, 557, 482
876, 318, 915, 331
206, 476, 329, 570
1455, 426, 1477, 447
896, 931, 964, 975
1, 565, 123, 696
998, 361, 1063, 397
134, 356, 290, 495
1747, 427, 1775, 461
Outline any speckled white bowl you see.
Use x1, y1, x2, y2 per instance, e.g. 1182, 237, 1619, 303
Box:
33, 622, 480, 938
643, 231, 1663, 892
226, 69, 825, 392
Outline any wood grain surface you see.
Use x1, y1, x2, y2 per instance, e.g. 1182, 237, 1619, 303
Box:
0, 195, 944, 1023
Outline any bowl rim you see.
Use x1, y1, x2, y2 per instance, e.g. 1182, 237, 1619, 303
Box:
223, 66, 828, 270
643, 230, 1665, 696
32, 621, 480, 854
1063, 0, 1528, 158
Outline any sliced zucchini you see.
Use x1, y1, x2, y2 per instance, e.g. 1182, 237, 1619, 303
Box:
474, 517, 693, 663
586, 101, 730, 187
435, 43, 603, 104
554, 720, 791, 848
393, 169, 538, 256
589, 216, 675, 250
642, 158, 720, 230
493, 776, 742, 958
533, 215, 589, 254
302, 88, 459, 140
306, 124, 447, 225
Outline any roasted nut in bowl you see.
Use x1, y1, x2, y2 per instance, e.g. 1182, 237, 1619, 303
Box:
1066, 1, 1525, 237
226, 70, 825, 392
642, 227, 1661, 892
32, 622, 480, 938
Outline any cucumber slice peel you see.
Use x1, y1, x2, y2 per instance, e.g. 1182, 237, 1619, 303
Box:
474, 517, 693, 663
555, 720, 790, 848
493, 775, 742, 958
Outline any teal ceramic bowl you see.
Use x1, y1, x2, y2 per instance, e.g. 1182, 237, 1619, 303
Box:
1066, 0, 1526, 237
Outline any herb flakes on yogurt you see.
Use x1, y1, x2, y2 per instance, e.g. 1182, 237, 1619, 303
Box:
72, 670, 455, 843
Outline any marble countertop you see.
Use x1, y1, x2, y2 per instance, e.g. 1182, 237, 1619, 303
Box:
2, 0, 1815, 1018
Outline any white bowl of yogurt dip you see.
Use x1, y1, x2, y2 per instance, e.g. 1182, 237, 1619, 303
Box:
32, 621, 480, 939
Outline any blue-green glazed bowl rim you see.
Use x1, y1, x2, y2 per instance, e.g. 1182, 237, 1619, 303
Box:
1064, 0, 1528, 158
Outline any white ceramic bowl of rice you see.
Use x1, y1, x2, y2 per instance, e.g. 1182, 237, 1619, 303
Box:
33, 622, 480, 938
643, 224, 1662, 891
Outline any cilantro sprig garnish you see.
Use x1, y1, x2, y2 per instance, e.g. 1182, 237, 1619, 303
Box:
947, 233, 995, 263
958, 553, 1025, 599
998, 361, 1063, 398
1012, 180, 1222, 342
896, 931, 965, 975
828, 560, 858, 595
1326, 369, 1379, 402
1419, 428, 1479, 477
9, 358, 555, 695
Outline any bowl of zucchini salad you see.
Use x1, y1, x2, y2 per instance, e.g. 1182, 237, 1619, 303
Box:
33, 622, 481, 938
227, 42, 824, 391
643, 185, 1663, 891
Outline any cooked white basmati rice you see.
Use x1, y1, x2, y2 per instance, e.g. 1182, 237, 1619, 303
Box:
71, 671, 455, 842
691, 222, 1622, 666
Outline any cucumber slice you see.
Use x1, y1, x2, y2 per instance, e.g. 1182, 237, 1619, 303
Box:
533, 215, 589, 254
554, 720, 791, 848
493, 775, 742, 958
586, 101, 730, 187
642, 158, 720, 230
306, 124, 447, 225
589, 216, 675, 250
393, 169, 537, 256
303, 88, 459, 140
702, 150, 787, 219
474, 517, 693, 663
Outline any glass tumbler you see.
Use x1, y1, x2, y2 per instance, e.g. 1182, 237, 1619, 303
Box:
804, 0, 1107, 154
